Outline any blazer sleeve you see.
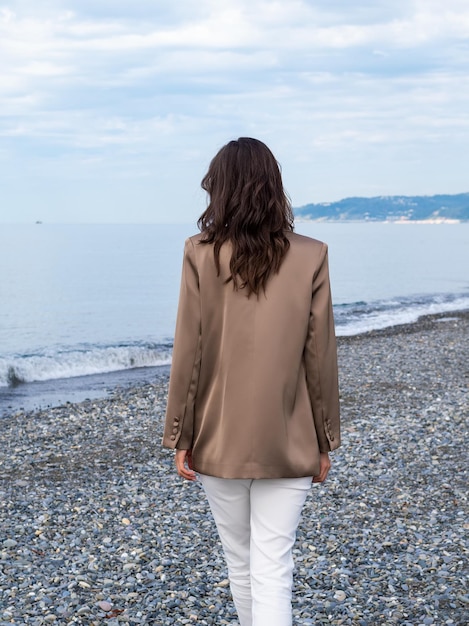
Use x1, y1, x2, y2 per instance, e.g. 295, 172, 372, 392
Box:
304, 243, 341, 452
162, 238, 202, 450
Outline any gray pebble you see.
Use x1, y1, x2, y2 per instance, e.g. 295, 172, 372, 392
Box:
0, 313, 468, 624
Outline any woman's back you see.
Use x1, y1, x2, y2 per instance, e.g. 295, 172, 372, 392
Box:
163, 230, 340, 478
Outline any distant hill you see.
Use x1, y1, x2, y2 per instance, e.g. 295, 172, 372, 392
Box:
295, 193, 469, 222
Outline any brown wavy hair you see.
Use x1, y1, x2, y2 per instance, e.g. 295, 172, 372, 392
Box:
198, 137, 294, 296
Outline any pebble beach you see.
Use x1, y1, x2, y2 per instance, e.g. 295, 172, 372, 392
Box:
1, 311, 468, 626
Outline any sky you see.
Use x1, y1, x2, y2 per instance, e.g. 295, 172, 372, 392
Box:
1, 0, 469, 223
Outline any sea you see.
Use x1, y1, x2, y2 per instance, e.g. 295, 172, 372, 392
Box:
1, 222, 468, 415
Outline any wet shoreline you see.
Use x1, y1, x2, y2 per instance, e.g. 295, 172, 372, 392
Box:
1, 310, 468, 624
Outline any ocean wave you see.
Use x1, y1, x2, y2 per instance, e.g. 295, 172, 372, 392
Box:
334, 293, 469, 336
1, 294, 468, 387
0, 343, 172, 388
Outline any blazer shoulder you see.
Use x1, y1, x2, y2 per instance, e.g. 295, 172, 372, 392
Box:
187, 233, 204, 245
288, 231, 325, 247
188, 231, 325, 250
181, 233, 204, 259
287, 231, 327, 256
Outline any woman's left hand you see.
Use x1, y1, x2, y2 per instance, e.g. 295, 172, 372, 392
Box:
175, 449, 197, 481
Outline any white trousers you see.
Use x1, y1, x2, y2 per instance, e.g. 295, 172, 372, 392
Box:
199, 474, 312, 626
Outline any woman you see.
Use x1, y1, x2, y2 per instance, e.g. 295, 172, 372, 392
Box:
163, 137, 340, 626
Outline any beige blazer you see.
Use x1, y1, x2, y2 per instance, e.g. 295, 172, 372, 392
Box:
163, 231, 340, 479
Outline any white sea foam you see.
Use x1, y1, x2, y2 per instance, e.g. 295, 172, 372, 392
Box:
335, 294, 469, 336
0, 344, 172, 388
1, 295, 468, 387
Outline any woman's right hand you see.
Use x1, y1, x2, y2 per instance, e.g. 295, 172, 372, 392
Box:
312, 452, 331, 483
175, 449, 197, 481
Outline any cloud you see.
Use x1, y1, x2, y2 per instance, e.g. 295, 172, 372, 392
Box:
1, 0, 469, 221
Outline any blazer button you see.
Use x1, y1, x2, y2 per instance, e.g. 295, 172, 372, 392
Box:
170, 435, 176, 441
330, 434, 335, 441
172, 427, 178, 434
174, 417, 180, 423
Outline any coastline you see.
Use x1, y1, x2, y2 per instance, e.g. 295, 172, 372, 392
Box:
0, 363, 171, 419
1, 309, 468, 419
1, 310, 468, 624
295, 218, 466, 224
